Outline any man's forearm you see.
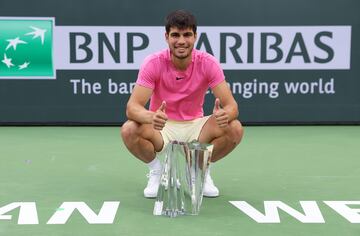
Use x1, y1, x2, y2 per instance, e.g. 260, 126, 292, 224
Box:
223, 103, 239, 122
126, 104, 155, 124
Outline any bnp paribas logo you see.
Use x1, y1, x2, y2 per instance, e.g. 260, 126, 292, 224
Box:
0, 17, 55, 79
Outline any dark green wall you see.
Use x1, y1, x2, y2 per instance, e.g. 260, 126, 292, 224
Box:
0, 0, 359, 124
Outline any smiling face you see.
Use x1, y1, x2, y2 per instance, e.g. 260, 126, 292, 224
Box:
166, 27, 197, 63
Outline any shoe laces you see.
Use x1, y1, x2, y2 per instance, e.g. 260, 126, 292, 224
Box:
146, 169, 161, 185
146, 169, 161, 178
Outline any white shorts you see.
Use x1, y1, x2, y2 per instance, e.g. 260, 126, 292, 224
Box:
159, 116, 211, 153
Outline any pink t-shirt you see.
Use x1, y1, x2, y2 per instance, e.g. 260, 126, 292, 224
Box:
136, 49, 225, 121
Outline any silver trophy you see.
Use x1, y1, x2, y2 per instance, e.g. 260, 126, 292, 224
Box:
153, 140, 213, 217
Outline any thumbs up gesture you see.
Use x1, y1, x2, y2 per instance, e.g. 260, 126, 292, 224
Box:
153, 101, 168, 130
213, 98, 229, 128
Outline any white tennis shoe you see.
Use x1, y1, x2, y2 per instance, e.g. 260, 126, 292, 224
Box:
144, 169, 162, 198
203, 171, 219, 197
144, 169, 219, 198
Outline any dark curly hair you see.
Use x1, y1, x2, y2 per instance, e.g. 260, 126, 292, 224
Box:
165, 10, 197, 34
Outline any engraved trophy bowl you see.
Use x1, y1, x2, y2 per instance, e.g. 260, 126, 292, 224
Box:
153, 140, 213, 217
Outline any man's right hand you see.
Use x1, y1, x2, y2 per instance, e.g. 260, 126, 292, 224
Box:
152, 101, 168, 130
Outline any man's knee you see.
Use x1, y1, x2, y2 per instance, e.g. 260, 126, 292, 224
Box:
227, 120, 244, 145
121, 120, 163, 154
121, 121, 139, 143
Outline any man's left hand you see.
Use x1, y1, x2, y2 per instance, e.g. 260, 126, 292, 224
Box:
213, 98, 229, 128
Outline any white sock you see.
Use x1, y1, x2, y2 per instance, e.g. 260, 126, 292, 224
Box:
147, 157, 162, 171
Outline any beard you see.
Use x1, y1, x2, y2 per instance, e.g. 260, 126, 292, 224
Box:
172, 46, 193, 60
